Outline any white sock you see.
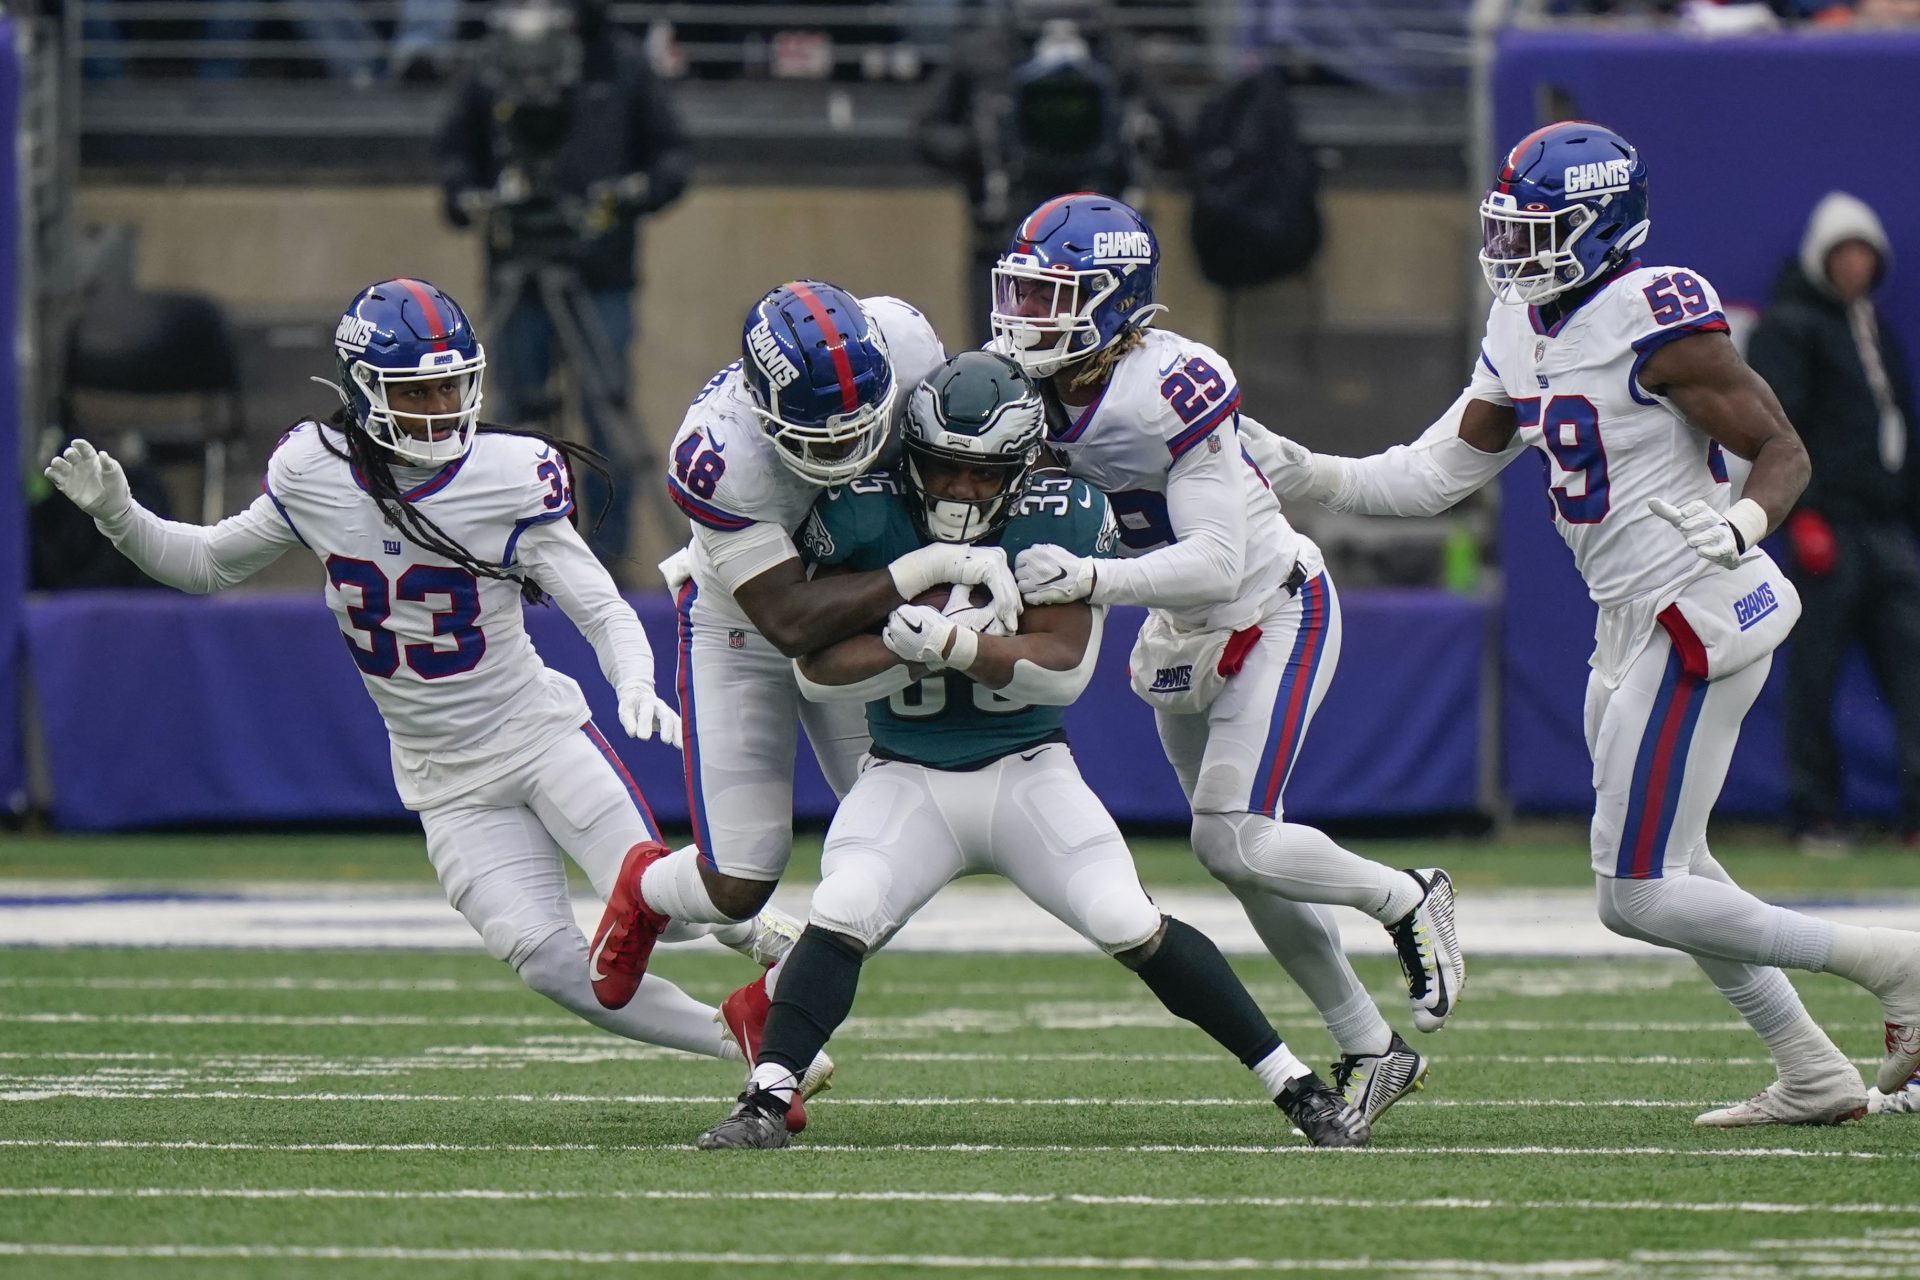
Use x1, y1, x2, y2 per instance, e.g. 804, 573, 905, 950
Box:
748, 1061, 799, 1103
764, 949, 789, 1001
1823, 926, 1920, 1011
639, 845, 731, 926
1251, 1043, 1312, 1098
1693, 956, 1841, 1083
1322, 987, 1393, 1059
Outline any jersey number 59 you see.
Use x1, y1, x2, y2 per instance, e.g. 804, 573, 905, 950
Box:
1515, 395, 1609, 524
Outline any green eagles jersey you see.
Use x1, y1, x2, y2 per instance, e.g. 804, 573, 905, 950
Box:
799, 470, 1118, 770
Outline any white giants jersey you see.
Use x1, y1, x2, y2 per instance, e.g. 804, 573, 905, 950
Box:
666, 295, 947, 627
1046, 329, 1303, 631
1474, 264, 1737, 613
265, 422, 592, 807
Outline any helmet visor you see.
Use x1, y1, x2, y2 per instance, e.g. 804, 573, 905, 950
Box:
756, 378, 898, 487
990, 258, 1111, 376
904, 437, 1033, 543
1478, 197, 1595, 306
355, 351, 487, 464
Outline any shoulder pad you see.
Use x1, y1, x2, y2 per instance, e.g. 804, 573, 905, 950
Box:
1612, 265, 1728, 341
1139, 333, 1241, 459
863, 295, 948, 394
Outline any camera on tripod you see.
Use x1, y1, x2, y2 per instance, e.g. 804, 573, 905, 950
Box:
473, 0, 592, 261
1004, 19, 1127, 198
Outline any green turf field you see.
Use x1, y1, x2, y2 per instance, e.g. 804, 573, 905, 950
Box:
4, 832, 1920, 1278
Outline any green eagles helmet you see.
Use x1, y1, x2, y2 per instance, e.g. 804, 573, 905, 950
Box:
902, 350, 1047, 544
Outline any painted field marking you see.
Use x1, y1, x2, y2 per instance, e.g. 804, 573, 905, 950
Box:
0, 1137, 1906, 1161
0, 1086, 1730, 1107
4, 1185, 1919, 1218
0, 1241, 1646, 1275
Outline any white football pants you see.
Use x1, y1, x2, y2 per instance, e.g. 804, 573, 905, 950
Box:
806, 744, 1164, 956
420, 721, 725, 1056
676, 580, 870, 881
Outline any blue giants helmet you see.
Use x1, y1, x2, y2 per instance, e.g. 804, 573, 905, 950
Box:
741, 280, 897, 486
991, 192, 1164, 378
1480, 121, 1650, 306
330, 278, 486, 464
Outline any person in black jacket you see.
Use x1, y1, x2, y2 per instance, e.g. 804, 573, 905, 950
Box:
436, 0, 690, 567
1748, 192, 1920, 851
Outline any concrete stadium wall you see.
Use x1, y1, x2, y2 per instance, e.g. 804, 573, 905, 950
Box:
73, 181, 1469, 565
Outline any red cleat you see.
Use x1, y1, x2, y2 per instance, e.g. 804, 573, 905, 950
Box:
718, 972, 833, 1134
719, 972, 773, 1062
588, 841, 672, 1009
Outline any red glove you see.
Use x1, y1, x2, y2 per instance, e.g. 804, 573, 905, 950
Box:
1786, 508, 1838, 577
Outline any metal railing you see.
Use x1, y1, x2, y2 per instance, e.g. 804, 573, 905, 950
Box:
70, 0, 1474, 81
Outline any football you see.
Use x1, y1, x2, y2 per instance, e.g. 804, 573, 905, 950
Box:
910, 582, 994, 613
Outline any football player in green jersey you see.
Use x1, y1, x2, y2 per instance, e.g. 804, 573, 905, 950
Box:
695, 350, 1369, 1151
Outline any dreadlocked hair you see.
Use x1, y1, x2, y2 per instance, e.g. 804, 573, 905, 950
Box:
314, 409, 616, 606
1064, 326, 1147, 396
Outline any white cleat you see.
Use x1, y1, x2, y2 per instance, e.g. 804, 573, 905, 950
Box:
1867, 1075, 1920, 1116
1694, 1072, 1868, 1128
1881, 1018, 1920, 1095
728, 908, 804, 970
1387, 868, 1465, 1033
1331, 1032, 1429, 1125
1864, 928, 1920, 1092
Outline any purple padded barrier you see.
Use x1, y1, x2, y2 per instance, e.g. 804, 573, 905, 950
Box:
27, 589, 1486, 831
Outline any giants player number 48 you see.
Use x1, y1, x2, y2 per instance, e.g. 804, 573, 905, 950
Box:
1264, 122, 1920, 1127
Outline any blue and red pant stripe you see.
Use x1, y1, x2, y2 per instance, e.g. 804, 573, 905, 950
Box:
1615, 647, 1709, 879
581, 721, 662, 844
1252, 573, 1330, 819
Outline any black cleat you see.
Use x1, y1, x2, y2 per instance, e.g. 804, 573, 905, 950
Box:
1276, 1071, 1371, 1148
696, 1087, 792, 1150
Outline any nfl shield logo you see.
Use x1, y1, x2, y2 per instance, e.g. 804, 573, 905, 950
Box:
1206, 434, 1222, 454
728, 630, 746, 650
1533, 339, 1547, 362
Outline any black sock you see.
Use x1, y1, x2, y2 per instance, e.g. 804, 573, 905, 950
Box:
759, 925, 866, 1076
1132, 916, 1284, 1068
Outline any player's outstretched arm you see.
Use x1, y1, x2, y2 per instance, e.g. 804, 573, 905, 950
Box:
43, 438, 296, 593
1269, 393, 1520, 518
1639, 329, 1811, 549
882, 601, 1100, 707
736, 542, 1019, 659
513, 519, 681, 747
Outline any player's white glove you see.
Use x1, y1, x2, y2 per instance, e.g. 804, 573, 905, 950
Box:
657, 545, 694, 594
1014, 544, 1095, 605
1648, 497, 1767, 571
617, 682, 683, 749
882, 603, 978, 672
44, 438, 133, 522
939, 583, 1015, 637
1264, 435, 1343, 506
887, 542, 1021, 632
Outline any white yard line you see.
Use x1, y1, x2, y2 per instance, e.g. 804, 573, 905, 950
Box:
0, 1086, 1730, 1106
0, 1241, 1639, 1275
0, 1010, 1765, 1034
0, 1137, 1904, 1160
4, 1185, 1918, 1217
0, 1048, 1844, 1068
5, 883, 1915, 955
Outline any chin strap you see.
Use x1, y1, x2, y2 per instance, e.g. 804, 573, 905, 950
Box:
309, 375, 355, 416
